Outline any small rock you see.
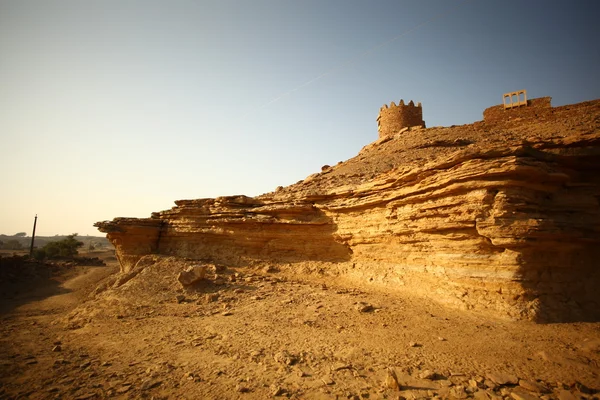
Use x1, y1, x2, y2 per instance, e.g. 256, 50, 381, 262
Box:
332, 362, 351, 371
321, 375, 335, 385
510, 390, 539, 400
574, 381, 593, 395
177, 265, 207, 286
487, 372, 519, 386
74, 393, 96, 400
419, 369, 436, 380
221, 311, 233, 316
263, 266, 278, 273
518, 379, 549, 393
473, 391, 491, 400
140, 379, 162, 390
557, 390, 578, 400
385, 368, 400, 391
175, 295, 186, 304
270, 384, 285, 396
355, 302, 374, 313
236, 384, 250, 393
450, 385, 467, 399
483, 379, 498, 390
204, 293, 220, 303
438, 337, 447, 341
274, 350, 297, 366
408, 342, 420, 348
116, 385, 131, 394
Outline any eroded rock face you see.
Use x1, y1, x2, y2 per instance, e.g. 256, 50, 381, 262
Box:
95, 99, 600, 322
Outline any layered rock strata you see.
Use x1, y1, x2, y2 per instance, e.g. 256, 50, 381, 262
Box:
96, 98, 600, 322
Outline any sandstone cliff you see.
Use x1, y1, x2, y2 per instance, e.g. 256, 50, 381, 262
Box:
96, 98, 600, 322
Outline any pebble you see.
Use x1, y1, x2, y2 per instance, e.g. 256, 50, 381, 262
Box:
263, 266, 278, 273
270, 384, 285, 396
355, 302, 374, 313
321, 375, 335, 385
204, 293, 219, 303
273, 350, 297, 366
236, 384, 250, 393
175, 295, 186, 304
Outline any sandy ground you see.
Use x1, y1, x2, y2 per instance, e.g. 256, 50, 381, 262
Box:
0, 255, 599, 400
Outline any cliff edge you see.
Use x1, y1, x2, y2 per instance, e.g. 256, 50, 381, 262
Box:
96, 98, 600, 322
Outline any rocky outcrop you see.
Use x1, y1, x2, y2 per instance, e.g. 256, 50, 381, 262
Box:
95, 98, 600, 322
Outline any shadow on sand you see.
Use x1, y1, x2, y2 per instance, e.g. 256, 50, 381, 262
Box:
0, 257, 74, 315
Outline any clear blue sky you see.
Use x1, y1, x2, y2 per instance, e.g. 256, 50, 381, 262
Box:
1, 0, 599, 236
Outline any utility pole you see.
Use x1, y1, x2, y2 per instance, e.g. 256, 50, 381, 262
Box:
29, 214, 37, 256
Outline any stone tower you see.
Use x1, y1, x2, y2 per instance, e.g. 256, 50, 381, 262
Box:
377, 100, 425, 139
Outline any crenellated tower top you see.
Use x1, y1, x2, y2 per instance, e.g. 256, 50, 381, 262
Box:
376, 99, 425, 138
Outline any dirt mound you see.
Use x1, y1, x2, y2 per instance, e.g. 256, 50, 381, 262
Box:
3, 254, 599, 399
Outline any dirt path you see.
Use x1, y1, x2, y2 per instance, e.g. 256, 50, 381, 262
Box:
0, 260, 599, 399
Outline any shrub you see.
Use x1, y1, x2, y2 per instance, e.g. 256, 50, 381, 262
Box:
35, 234, 83, 260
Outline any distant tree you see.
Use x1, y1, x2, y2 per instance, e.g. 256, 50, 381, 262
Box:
33, 233, 84, 260
2, 240, 23, 250
14, 232, 27, 237
88, 242, 96, 252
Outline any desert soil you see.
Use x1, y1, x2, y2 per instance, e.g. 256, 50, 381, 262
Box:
0, 254, 599, 400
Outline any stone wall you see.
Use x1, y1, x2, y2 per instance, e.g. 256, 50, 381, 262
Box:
483, 97, 552, 123
377, 100, 425, 138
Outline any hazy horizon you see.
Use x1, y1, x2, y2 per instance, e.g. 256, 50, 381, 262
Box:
1, 0, 599, 236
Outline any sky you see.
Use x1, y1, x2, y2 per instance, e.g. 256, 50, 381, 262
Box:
1, 0, 599, 236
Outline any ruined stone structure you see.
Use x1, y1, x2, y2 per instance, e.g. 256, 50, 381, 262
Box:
484, 96, 552, 123
377, 100, 425, 139
503, 89, 528, 109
